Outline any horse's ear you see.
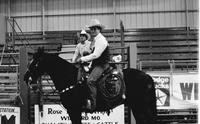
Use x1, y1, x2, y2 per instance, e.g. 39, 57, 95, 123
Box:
27, 49, 35, 56
37, 47, 44, 53
54, 53, 59, 56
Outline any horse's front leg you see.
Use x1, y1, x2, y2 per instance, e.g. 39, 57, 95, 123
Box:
67, 108, 82, 124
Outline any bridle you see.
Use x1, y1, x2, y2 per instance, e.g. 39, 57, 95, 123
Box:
27, 55, 79, 98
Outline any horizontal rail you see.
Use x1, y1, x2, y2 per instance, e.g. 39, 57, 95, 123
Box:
109, 46, 129, 50
0, 99, 16, 102
10, 10, 198, 18
138, 53, 198, 60
0, 53, 19, 55
0, 93, 18, 96
0, 87, 18, 90
137, 47, 198, 54
139, 60, 198, 63
0, 65, 19, 67
109, 61, 128, 64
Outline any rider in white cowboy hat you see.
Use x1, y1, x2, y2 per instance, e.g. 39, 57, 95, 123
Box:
72, 30, 92, 85
72, 29, 91, 63
80, 19, 110, 112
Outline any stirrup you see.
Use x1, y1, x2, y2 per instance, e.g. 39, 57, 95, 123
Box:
83, 66, 90, 72
84, 99, 93, 113
86, 99, 92, 108
77, 80, 82, 84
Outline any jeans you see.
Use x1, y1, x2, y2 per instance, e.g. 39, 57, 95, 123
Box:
87, 63, 109, 110
77, 67, 82, 82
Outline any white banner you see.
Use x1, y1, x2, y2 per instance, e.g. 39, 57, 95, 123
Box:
172, 73, 198, 106
0, 106, 20, 124
35, 104, 124, 124
148, 72, 198, 109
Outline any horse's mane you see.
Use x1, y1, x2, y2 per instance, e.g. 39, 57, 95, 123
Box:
42, 52, 78, 90
48, 53, 76, 68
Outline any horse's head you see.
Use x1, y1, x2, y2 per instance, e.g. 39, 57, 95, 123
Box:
24, 47, 46, 85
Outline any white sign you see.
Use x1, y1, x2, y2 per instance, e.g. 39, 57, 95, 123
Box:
148, 72, 198, 109
152, 75, 170, 107
148, 73, 171, 109
35, 104, 124, 124
0, 106, 20, 124
172, 73, 198, 104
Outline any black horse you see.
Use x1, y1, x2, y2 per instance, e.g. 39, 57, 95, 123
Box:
24, 49, 157, 124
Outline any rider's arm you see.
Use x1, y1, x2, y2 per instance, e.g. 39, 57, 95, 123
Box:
80, 36, 107, 62
72, 45, 80, 63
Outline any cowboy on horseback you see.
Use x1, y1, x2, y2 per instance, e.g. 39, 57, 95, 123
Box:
79, 19, 110, 112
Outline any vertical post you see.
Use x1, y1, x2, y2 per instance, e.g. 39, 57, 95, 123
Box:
129, 43, 137, 124
129, 43, 137, 68
185, 0, 189, 33
42, 0, 45, 38
19, 47, 30, 124
127, 46, 130, 69
12, 18, 15, 49
120, 20, 125, 61
7, 0, 11, 44
8, 0, 11, 19
6, 0, 11, 46
113, 0, 116, 34
0, 16, 6, 45
168, 60, 175, 97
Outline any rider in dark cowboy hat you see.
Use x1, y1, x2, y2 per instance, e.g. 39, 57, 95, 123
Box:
79, 19, 110, 112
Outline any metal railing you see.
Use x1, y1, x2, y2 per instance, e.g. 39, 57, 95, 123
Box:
138, 60, 198, 72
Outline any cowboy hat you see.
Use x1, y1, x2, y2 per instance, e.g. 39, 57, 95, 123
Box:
87, 19, 105, 29
79, 29, 90, 40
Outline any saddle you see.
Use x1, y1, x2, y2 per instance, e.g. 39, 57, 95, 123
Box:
80, 63, 126, 112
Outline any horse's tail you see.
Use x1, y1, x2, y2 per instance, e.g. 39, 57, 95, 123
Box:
123, 68, 157, 124
145, 74, 157, 123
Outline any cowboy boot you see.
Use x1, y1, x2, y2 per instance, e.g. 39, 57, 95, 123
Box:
85, 99, 96, 113
85, 99, 92, 110
85, 80, 97, 112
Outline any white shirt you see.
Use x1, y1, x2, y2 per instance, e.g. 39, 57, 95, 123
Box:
81, 33, 108, 62
72, 40, 91, 63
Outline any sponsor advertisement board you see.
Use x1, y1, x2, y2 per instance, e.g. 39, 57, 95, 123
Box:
35, 104, 124, 124
149, 72, 198, 109
0, 107, 20, 124
151, 74, 170, 108
172, 73, 198, 106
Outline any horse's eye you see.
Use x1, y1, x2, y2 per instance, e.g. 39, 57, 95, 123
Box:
29, 76, 32, 81
35, 61, 40, 67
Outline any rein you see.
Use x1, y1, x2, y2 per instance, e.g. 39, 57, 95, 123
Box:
29, 75, 77, 98
59, 85, 75, 94
44, 76, 77, 94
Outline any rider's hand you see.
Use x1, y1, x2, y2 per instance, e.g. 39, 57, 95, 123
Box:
24, 70, 31, 83
76, 58, 82, 63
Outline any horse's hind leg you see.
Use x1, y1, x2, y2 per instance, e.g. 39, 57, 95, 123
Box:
67, 108, 82, 124
129, 75, 157, 124
145, 75, 157, 124
129, 99, 149, 124
136, 76, 156, 124
130, 95, 157, 124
